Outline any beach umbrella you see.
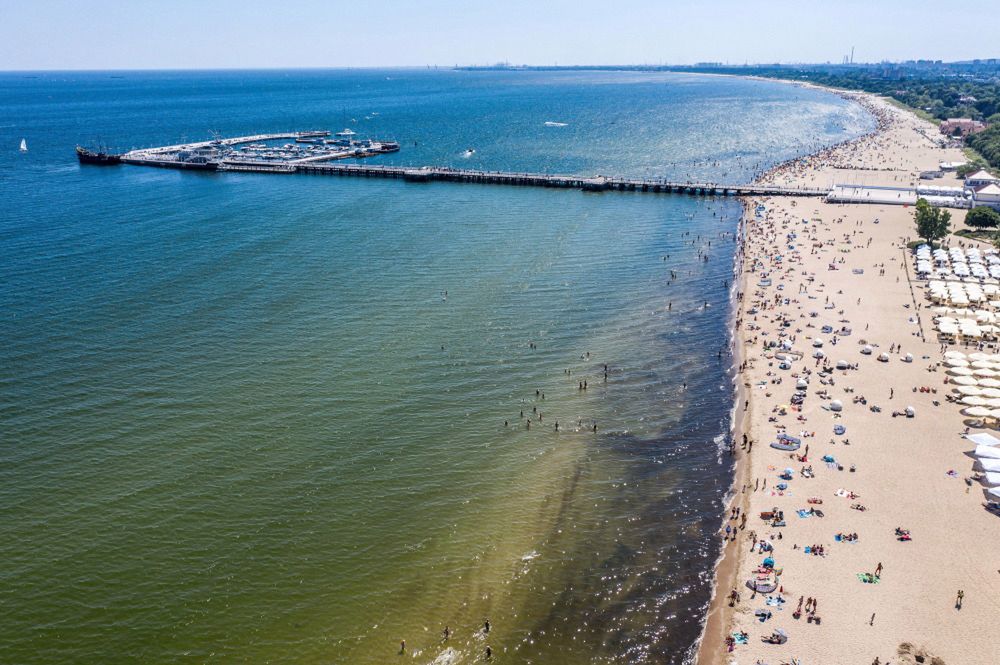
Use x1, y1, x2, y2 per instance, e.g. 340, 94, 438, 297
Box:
965, 406, 992, 417
945, 358, 970, 367
949, 367, 974, 375
984, 472, 1000, 486
979, 458, 1000, 472
944, 350, 967, 360
972, 360, 995, 369
976, 445, 1000, 459
970, 352, 991, 361
990, 408, 1000, 419
975, 368, 999, 377
956, 385, 983, 395
983, 388, 1000, 397
952, 376, 980, 386
979, 378, 1000, 388
962, 396, 988, 406
967, 432, 1000, 447
989, 487, 1000, 500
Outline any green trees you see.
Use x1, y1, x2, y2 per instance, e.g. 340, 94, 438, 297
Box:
957, 161, 987, 177
914, 198, 952, 245
967, 126, 1000, 170
966, 206, 1000, 229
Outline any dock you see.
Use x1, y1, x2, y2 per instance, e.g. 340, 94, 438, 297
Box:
288, 163, 830, 197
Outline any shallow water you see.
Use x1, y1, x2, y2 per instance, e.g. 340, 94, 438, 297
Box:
0, 69, 872, 663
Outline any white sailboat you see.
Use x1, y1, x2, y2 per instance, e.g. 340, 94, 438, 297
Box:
19, 138, 28, 152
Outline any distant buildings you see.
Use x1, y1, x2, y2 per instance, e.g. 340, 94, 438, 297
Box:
940, 118, 987, 136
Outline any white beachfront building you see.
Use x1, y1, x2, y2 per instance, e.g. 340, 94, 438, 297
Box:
973, 183, 1000, 211
965, 169, 1000, 190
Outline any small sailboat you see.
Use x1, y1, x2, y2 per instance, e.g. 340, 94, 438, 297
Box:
19, 138, 28, 152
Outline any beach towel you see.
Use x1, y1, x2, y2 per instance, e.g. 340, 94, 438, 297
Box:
857, 573, 880, 584
731, 633, 749, 645
796, 509, 812, 518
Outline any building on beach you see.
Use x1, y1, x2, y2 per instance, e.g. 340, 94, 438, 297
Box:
966, 169, 1000, 190
973, 183, 1000, 211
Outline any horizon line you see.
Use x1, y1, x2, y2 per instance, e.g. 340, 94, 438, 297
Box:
3, 59, 999, 74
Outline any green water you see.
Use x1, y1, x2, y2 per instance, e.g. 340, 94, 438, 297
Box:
0, 69, 873, 663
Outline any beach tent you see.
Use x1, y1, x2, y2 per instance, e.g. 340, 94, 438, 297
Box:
979, 458, 1000, 472
975, 445, 1000, 459
967, 432, 1000, 447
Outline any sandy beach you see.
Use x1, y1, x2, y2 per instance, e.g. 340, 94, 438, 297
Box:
698, 91, 1000, 664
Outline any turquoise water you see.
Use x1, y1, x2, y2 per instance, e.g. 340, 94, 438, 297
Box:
0, 70, 872, 664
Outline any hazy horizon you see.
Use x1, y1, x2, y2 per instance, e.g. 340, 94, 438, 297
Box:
3, 0, 999, 72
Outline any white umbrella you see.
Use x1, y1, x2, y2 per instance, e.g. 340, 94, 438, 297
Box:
970, 352, 991, 361
972, 360, 994, 369
949, 367, 974, 376
944, 350, 967, 359
977, 445, 1000, 459
989, 404, 1000, 414
952, 376, 980, 386
956, 385, 983, 395
964, 406, 992, 416
962, 396, 988, 406
975, 368, 999, 377
945, 358, 970, 367
979, 378, 1000, 388
983, 388, 1000, 398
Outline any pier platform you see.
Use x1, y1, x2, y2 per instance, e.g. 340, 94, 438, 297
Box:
112, 132, 832, 198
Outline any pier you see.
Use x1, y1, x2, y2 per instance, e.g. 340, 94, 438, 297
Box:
288, 163, 830, 197
111, 132, 831, 198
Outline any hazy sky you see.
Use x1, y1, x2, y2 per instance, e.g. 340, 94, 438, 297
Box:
3, 0, 998, 70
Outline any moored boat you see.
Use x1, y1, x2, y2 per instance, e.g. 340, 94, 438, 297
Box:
76, 145, 122, 165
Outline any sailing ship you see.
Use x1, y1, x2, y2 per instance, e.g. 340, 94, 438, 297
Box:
75, 145, 123, 165
19, 138, 27, 152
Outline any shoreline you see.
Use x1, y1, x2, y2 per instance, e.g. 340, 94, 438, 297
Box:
694, 82, 885, 665
696, 75, 1000, 664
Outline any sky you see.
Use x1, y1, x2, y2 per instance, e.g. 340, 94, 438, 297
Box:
2, 0, 998, 71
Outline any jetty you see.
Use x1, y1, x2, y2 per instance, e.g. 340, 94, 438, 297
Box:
288, 163, 830, 197
110, 131, 830, 197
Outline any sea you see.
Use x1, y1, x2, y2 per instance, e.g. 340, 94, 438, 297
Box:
0, 69, 873, 664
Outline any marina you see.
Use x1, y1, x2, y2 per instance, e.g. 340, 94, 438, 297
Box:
116, 130, 401, 171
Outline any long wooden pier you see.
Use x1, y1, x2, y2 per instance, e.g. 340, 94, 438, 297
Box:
227, 162, 829, 197
114, 131, 830, 198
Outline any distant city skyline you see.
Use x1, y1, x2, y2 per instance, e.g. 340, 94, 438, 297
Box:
2, 0, 998, 71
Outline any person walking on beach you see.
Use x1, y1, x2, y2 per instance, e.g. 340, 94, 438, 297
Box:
875, 562, 883, 578
956, 589, 964, 610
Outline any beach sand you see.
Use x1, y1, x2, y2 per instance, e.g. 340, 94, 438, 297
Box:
697, 93, 1000, 665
